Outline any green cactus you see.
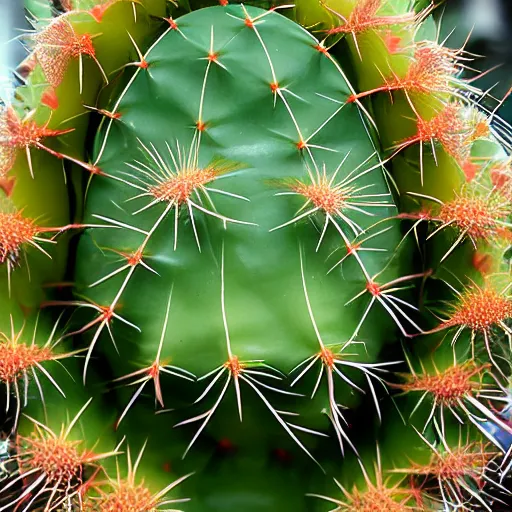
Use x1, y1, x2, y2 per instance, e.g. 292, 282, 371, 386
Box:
0, 0, 511, 510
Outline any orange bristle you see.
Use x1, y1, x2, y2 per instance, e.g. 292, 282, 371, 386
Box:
150, 166, 218, 205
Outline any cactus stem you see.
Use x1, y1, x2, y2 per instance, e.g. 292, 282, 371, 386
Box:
73, 181, 248, 382
12, 5, 509, 505
93, 17, 186, 167
236, 6, 279, 79
177, 355, 326, 470
291, 251, 399, 453
316, 46, 378, 131
175, 246, 324, 469
60, 1, 130, 22
72, 202, 176, 382
114, 287, 195, 428
303, 100, 348, 149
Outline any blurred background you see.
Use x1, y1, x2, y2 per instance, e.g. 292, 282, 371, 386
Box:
439, 0, 512, 121
0, 0, 511, 115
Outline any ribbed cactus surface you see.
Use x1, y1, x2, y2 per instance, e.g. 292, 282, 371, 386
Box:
0, 0, 511, 510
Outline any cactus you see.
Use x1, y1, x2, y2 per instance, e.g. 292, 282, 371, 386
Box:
0, 0, 511, 510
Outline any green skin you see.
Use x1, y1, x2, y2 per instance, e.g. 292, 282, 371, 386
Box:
3, 0, 510, 510
69, 4, 417, 509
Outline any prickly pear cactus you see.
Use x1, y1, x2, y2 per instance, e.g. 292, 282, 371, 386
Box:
1, 0, 511, 510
